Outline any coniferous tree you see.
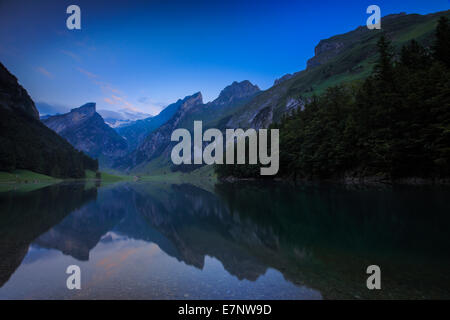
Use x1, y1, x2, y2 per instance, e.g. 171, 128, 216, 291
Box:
433, 17, 450, 67
215, 18, 450, 181
374, 34, 395, 83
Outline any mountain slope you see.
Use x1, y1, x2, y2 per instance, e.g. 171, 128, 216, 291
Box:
116, 92, 204, 172
43, 103, 128, 168
117, 80, 260, 174
116, 98, 185, 152
0, 63, 39, 120
227, 10, 450, 129
98, 109, 151, 128
0, 63, 97, 178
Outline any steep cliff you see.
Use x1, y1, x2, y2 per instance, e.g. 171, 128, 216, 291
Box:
226, 10, 450, 129
116, 98, 184, 152
0, 63, 39, 120
116, 80, 260, 173
0, 63, 97, 177
119, 92, 203, 171
43, 103, 128, 167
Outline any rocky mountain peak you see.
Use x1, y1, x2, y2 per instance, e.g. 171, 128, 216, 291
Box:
213, 80, 260, 106
274, 73, 294, 86
43, 101, 128, 167
307, 40, 346, 69
180, 92, 203, 111
70, 102, 96, 116
43, 102, 98, 131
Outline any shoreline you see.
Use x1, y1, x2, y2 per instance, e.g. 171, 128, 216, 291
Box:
220, 175, 450, 186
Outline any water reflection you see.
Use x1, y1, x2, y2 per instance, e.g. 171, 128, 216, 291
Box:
0, 183, 97, 287
0, 181, 449, 299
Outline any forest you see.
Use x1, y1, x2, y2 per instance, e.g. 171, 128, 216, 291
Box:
0, 107, 98, 178
216, 17, 450, 181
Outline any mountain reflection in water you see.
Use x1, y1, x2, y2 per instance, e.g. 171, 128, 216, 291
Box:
0, 181, 449, 299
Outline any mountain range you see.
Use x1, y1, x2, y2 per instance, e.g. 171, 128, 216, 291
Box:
116, 97, 186, 152
112, 10, 449, 174
115, 80, 260, 173
0, 63, 97, 178
1, 10, 449, 177
97, 109, 151, 128
226, 11, 449, 129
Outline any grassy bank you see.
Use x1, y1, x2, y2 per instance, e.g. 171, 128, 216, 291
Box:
0, 169, 132, 193
84, 170, 132, 182
138, 165, 216, 182
0, 170, 61, 192
0, 170, 61, 183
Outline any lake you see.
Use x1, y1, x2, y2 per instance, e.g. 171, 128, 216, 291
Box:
0, 181, 449, 299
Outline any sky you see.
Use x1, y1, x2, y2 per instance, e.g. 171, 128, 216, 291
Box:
0, 0, 449, 116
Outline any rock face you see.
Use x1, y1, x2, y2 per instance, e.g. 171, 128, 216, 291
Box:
306, 40, 346, 69
116, 80, 260, 173
306, 14, 408, 70
44, 102, 96, 133
121, 92, 203, 170
0, 63, 39, 120
274, 73, 294, 86
211, 80, 260, 106
43, 103, 128, 167
116, 98, 185, 152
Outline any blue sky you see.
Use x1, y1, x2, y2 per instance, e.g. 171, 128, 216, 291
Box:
0, 0, 448, 116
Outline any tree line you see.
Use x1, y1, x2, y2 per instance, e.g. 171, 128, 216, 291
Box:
0, 107, 98, 178
216, 17, 450, 181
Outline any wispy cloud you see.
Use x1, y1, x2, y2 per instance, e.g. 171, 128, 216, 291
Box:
102, 93, 140, 112
36, 67, 53, 78
61, 49, 81, 62
104, 97, 114, 105
77, 67, 98, 79
77, 67, 147, 114
94, 80, 121, 94
74, 40, 96, 52
138, 96, 166, 108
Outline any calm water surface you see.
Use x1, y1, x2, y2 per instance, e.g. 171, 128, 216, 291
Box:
0, 181, 449, 299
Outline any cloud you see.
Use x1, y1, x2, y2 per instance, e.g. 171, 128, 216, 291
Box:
61, 49, 81, 62
95, 81, 121, 94
75, 66, 158, 115
36, 67, 53, 78
36, 101, 70, 116
75, 40, 96, 52
101, 94, 139, 112
138, 96, 166, 107
110, 95, 141, 112
103, 97, 114, 105
77, 67, 98, 79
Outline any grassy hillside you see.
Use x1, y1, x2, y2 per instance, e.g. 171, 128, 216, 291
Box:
0, 169, 129, 186
0, 170, 60, 183
228, 10, 450, 129
133, 11, 450, 179
217, 16, 450, 181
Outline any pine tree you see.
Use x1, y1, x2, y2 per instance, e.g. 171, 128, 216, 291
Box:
374, 34, 395, 83
400, 40, 429, 69
433, 17, 450, 67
